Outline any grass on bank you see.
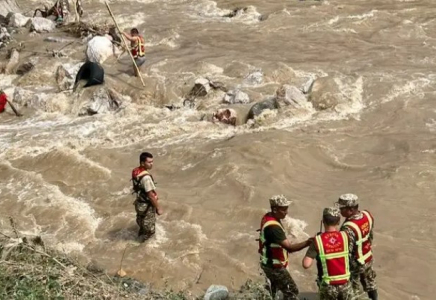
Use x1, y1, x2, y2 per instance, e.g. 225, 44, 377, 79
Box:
0, 219, 272, 300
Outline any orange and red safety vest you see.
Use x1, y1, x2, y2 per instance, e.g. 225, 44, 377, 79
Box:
314, 231, 350, 285
343, 210, 374, 265
131, 36, 145, 58
258, 214, 289, 268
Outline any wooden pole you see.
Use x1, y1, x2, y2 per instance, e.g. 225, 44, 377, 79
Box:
6, 100, 22, 117
104, 1, 146, 87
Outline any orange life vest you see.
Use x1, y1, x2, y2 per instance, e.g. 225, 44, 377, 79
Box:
131, 36, 145, 58
314, 231, 350, 285
258, 214, 288, 268
131, 166, 155, 202
343, 210, 374, 265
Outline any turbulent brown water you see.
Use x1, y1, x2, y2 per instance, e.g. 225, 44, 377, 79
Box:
1, 0, 436, 299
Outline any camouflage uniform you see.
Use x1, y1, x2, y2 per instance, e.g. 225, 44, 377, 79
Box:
135, 199, 156, 241
134, 174, 157, 242
260, 195, 299, 300
337, 194, 378, 300
319, 281, 353, 300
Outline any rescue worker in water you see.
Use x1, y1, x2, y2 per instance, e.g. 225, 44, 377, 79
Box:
122, 28, 146, 77
302, 207, 353, 300
131, 152, 162, 242
258, 195, 312, 300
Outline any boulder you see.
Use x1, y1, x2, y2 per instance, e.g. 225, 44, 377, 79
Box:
16, 57, 38, 75
28, 17, 56, 33
204, 285, 229, 300
8, 13, 29, 28
0, 26, 11, 48
188, 77, 211, 98
247, 98, 278, 120
0, 0, 20, 18
308, 76, 341, 110
78, 87, 122, 116
243, 70, 263, 85
2, 48, 19, 74
86, 35, 115, 64
223, 89, 250, 105
275, 84, 307, 108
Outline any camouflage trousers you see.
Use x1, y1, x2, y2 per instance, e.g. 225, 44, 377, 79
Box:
319, 282, 353, 300
134, 199, 156, 242
261, 264, 299, 300
351, 260, 377, 293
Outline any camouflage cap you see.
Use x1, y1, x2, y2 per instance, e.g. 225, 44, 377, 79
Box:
336, 193, 359, 208
269, 195, 291, 207
323, 207, 341, 218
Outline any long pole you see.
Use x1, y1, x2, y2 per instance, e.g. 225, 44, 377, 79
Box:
104, 1, 146, 87
6, 100, 22, 117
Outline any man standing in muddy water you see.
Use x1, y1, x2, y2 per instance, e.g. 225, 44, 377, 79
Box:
122, 28, 146, 77
337, 194, 378, 300
258, 195, 313, 300
131, 152, 163, 243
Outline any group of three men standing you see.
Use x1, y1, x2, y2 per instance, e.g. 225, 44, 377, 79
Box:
131, 152, 377, 299
259, 194, 378, 300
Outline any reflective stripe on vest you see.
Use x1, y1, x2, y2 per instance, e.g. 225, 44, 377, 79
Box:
315, 231, 350, 285
343, 210, 373, 264
259, 220, 288, 268
132, 36, 145, 58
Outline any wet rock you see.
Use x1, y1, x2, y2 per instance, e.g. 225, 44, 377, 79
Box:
209, 80, 227, 92
8, 13, 29, 27
247, 98, 278, 120
16, 57, 38, 75
189, 77, 211, 98
223, 89, 250, 104
204, 285, 229, 300
243, 70, 263, 85
0, 26, 10, 48
28, 17, 56, 33
86, 35, 115, 64
2, 48, 19, 74
55, 65, 74, 91
78, 87, 123, 116
275, 84, 307, 108
212, 108, 237, 126
308, 76, 340, 110
301, 77, 316, 94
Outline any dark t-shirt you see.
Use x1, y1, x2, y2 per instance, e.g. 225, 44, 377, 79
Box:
264, 225, 286, 244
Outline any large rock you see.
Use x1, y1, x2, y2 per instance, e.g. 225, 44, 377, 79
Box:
0, 0, 20, 18
212, 108, 237, 126
247, 98, 278, 120
308, 76, 341, 110
204, 285, 229, 300
188, 77, 211, 98
78, 87, 123, 116
28, 17, 56, 33
8, 13, 29, 28
86, 35, 115, 64
243, 70, 263, 85
2, 48, 19, 74
223, 89, 250, 105
275, 84, 307, 108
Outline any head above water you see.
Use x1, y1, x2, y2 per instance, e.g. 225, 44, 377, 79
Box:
322, 207, 341, 227
336, 193, 359, 218
269, 195, 291, 220
139, 152, 153, 170
130, 28, 139, 36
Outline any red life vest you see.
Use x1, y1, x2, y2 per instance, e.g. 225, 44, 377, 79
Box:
131, 166, 155, 201
0, 93, 7, 113
258, 213, 288, 268
314, 231, 350, 285
131, 36, 145, 58
343, 210, 374, 265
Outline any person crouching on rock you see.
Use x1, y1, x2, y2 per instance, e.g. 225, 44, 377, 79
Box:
122, 28, 146, 77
